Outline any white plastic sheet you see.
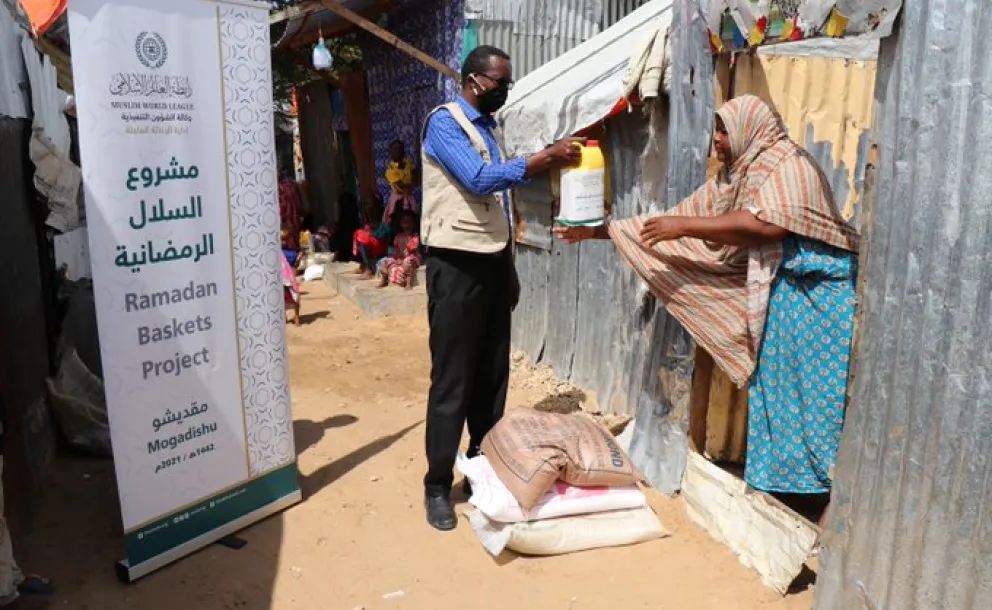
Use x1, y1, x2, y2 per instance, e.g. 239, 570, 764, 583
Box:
498, 0, 674, 157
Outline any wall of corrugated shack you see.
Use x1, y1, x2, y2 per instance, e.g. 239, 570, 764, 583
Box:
815, 4, 992, 609
509, 0, 714, 493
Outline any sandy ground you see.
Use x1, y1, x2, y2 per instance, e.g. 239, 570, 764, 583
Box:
14, 281, 815, 610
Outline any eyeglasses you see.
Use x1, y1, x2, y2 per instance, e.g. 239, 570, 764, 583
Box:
475, 73, 514, 90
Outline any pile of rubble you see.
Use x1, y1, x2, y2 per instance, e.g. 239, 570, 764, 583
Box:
509, 351, 631, 436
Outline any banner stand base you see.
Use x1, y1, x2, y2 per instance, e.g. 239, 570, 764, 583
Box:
116, 535, 248, 583
216, 535, 248, 550
114, 490, 301, 584
114, 560, 134, 585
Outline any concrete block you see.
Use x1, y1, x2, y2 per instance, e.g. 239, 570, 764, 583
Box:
323, 262, 427, 318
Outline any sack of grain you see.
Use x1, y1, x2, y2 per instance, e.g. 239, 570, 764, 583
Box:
456, 453, 647, 523
480, 409, 646, 510
468, 506, 669, 556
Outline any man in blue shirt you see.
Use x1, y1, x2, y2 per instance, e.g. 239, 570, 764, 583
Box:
420, 45, 583, 531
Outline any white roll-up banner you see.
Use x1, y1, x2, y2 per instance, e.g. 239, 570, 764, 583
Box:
68, 0, 300, 581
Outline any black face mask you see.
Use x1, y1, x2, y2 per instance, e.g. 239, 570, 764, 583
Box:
476, 83, 509, 115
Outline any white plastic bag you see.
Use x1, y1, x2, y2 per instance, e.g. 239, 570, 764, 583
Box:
303, 264, 324, 282
312, 37, 333, 70
468, 506, 669, 557
457, 454, 647, 523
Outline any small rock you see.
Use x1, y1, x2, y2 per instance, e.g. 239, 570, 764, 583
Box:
370, 476, 381, 482
290, 566, 302, 579
382, 590, 405, 600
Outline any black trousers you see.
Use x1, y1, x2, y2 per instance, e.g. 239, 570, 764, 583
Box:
423, 247, 511, 493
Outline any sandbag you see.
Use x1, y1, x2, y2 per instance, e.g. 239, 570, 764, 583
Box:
481, 409, 646, 509
457, 454, 647, 523
468, 506, 669, 557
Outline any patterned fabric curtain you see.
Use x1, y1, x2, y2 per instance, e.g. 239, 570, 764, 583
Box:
361, 0, 465, 204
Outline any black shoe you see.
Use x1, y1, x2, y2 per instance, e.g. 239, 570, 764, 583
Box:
425, 492, 456, 531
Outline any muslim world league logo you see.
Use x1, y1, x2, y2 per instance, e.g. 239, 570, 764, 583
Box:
135, 31, 168, 70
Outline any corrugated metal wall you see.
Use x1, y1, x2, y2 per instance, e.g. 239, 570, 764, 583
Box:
734, 47, 877, 228
815, 3, 992, 609
510, 0, 713, 493
473, 0, 652, 78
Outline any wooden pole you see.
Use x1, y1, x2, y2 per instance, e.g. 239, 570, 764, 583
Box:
269, 1, 321, 24
317, 0, 460, 81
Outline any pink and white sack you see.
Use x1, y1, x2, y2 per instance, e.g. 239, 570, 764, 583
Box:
456, 453, 648, 523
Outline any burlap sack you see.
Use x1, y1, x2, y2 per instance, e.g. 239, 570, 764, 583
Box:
481, 409, 645, 510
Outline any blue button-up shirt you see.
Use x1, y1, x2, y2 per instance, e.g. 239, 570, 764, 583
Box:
422, 96, 527, 218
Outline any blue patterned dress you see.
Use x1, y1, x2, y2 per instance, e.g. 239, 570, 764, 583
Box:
745, 236, 858, 494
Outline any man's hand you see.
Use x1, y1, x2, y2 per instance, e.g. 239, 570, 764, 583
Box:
639, 216, 684, 248
546, 137, 586, 167
526, 137, 586, 176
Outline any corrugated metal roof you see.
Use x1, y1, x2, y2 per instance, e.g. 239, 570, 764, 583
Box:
473, 0, 653, 78
815, 2, 992, 608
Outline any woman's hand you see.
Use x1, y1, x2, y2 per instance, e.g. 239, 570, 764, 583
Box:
553, 225, 597, 244
639, 216, 684, 248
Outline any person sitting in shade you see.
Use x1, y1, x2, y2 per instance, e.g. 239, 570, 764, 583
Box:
376, 211, 421, 290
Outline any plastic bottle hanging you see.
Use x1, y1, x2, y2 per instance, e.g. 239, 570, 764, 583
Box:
313, 28, 333, 70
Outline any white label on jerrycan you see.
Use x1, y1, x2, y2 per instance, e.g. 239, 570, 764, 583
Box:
559, 167, 606, 226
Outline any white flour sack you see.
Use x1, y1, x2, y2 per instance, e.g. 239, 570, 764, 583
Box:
468, 506, 669, 557
456, 454, 647, 523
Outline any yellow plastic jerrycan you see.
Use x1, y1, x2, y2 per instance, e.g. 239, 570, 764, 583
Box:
557, 140, 606, 226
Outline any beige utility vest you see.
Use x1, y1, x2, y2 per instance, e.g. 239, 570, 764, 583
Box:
420, 102, 514, 255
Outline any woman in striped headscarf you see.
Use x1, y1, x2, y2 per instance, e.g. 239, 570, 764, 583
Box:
555, 95, 859, 521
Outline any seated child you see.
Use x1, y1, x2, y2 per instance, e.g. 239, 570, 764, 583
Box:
376, 211, 421, 290
352, 196, 390, 279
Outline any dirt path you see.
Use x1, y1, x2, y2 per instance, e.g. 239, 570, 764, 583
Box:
16, 281, 814, 610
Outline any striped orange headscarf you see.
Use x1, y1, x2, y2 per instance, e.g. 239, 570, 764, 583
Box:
607, 95, 859, 386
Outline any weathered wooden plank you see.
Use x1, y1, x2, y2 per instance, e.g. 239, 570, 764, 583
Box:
683, 452, 818, 594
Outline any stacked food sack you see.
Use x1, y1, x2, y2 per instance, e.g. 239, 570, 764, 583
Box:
457, 409, 669, 556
